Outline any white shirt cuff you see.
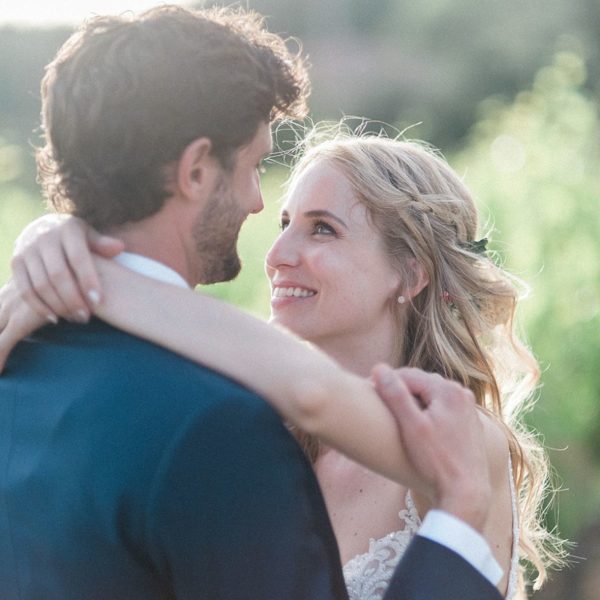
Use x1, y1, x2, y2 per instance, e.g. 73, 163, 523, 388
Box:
417, 509, 503, 586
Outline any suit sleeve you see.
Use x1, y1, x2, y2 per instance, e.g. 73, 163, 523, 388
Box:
384, 536, 504, 600
144, 389, 349, 600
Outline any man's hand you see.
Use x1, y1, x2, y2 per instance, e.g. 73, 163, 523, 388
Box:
371, 365, 491, 533
11, 214, 124, 323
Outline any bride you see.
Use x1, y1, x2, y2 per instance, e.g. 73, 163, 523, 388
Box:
2, 132, 562, 598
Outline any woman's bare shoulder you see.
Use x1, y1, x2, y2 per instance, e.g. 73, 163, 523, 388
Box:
477, 411, 512, 499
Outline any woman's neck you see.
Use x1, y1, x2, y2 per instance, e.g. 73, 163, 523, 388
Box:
312, 330, 402, 378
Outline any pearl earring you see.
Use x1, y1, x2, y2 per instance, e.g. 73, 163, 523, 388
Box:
397, 295, 406, 304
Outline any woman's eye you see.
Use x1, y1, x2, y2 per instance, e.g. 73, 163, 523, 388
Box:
313, 221, 336, 235
279, 219, 289, 231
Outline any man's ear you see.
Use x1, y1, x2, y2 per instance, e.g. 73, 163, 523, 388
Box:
175, 137, 216, 200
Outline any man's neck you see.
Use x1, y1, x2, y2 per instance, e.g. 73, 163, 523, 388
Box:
108, 217, 193, 286
114, 252, 189, 289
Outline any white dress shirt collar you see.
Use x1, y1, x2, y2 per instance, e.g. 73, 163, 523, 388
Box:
113, 252, 189, 289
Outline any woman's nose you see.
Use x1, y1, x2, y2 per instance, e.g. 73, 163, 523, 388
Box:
265, 227, 300, 272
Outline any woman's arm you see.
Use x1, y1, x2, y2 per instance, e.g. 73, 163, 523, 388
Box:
7, 216, 507, 544
93, 257, 419, 486
97, 264, 522, 591
8, 215, 417, 483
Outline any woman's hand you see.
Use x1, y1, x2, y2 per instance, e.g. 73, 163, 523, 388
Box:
0, 279, 51, 372
11, 214, 124, 323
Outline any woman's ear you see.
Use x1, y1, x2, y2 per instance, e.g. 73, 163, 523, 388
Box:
405, 259, 429, 300
175, 137, 216, 200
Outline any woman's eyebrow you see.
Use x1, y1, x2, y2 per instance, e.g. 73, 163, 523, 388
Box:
303, 209, 348, 229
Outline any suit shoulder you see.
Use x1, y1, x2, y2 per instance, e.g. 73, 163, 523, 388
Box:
23, 318, 268, 417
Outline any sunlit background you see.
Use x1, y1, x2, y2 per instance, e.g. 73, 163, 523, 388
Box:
1, 2, 599, 597
0, 1, 193, 26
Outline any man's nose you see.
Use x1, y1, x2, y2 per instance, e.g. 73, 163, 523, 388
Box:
249, 186, 264, 214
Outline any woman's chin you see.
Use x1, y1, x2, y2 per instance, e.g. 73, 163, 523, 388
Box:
268, 312, 304, 336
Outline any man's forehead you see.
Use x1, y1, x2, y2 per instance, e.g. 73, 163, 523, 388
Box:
241, 122, 272, 157
259, 122, 274, 154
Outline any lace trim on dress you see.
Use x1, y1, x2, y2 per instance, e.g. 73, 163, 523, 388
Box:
342, 492, 422, 600
342, 457, 521, 600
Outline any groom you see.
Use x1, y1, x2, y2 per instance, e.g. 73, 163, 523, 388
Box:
0, 6, 503, 599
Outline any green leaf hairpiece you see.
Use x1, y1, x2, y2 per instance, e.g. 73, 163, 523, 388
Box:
462, 237, 488, 255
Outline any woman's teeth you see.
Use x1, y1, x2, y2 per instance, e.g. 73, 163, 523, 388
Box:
273, 287, 316, 298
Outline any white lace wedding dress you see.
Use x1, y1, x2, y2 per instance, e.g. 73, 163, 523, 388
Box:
342, 462, 520, 600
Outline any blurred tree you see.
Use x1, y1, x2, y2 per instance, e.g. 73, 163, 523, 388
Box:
0, 26, 72, 190
234, 0, 600, 149
3, 0, 600, 162
454, 51, 600, 539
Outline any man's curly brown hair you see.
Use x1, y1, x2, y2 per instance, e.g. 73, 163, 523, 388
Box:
37, 5, 310, 230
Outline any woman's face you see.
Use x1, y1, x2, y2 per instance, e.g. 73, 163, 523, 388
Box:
265, 160, 402, 347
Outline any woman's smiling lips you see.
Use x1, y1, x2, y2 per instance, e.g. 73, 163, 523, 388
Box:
270, 282, 317, 306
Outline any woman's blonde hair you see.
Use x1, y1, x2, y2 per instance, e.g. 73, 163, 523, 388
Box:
288, 124, 565, 595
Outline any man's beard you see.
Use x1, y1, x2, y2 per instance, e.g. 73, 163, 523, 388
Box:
192, 174, 245, 285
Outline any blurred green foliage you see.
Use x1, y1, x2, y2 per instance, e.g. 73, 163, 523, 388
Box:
454, 52, 600, 539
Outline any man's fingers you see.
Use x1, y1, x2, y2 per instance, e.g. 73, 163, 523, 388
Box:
371, 364, 424, 426
393, 368, 471, 408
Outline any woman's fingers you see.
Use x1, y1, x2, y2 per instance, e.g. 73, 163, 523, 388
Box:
61, 218, 124, 307
0, 282, 51, 374
39, 241, 90, 322
60, 223, 103, 312
87, 228, 125, 258
11, 256, 59, 322
11, 215, 125, 319
11, 216, 118, 321
0, 320, 21, 374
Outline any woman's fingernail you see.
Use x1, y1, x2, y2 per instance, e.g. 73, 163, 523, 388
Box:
88, 289, 101, 305
76, 309, 89, 323
47, 314, 58, 325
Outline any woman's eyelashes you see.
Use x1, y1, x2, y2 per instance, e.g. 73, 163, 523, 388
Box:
312, 220, 337, 236
278, 217, 337, 237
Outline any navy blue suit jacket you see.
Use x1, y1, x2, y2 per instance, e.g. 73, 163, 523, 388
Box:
0, 319, 502, 599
